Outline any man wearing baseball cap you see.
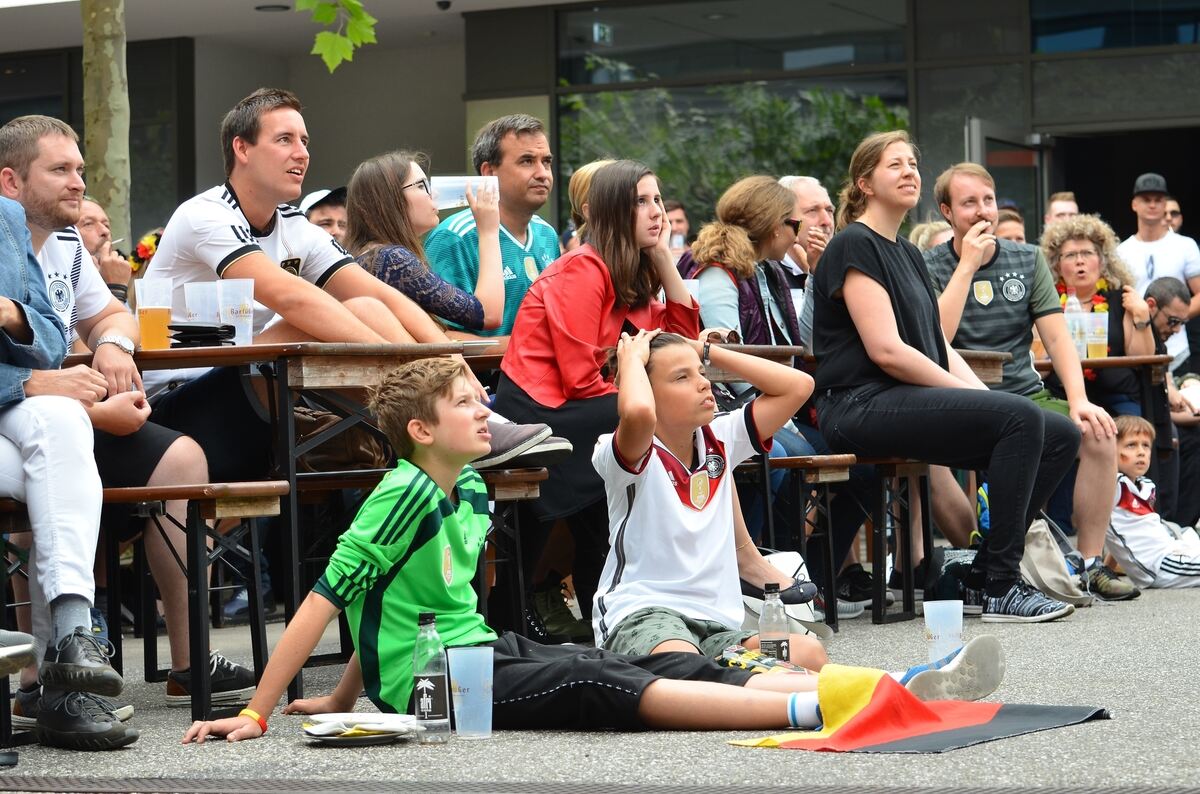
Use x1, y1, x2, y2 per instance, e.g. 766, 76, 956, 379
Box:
299, 186, 347, 244
1116, 173, 1200, 371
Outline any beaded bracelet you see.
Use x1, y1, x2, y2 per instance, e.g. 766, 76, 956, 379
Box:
106, 283, 128, 302
239, 707, 268, 734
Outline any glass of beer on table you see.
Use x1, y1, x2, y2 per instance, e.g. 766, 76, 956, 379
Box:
134, 278, 173, 350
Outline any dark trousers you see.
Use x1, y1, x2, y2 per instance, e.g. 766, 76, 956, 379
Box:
817, 384, 1080, 591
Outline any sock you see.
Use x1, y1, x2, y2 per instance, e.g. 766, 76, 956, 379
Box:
50, 594, 91, 644
894, 643, 965, 686
93, 587, 107, 612
1085, 556, 1103, 570
786, 691, 821, 728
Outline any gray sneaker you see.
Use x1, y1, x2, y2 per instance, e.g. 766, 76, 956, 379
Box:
472, 421, 552, 469
13, 685, 133, 729
981, 580, 1074, 623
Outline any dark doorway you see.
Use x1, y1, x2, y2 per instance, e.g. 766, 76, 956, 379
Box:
1054, 125, 1200, 241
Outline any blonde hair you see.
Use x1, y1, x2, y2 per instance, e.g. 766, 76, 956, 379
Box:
691, 175, 795, 279
933, 162, 994, 214
568, 159, 614, 240
368, 358, 469, 460
836, 130, 917, 230
908, 220, 951, 251
1040, 214, 1134, 291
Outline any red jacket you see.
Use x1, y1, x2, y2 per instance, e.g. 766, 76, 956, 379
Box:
500, 244, 701, 408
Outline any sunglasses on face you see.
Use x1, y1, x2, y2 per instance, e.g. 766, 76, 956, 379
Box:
783, 218, 803, 236
401, 177, 431, 195
1168, 210, 1182, 217
1156, 309, 1187, 328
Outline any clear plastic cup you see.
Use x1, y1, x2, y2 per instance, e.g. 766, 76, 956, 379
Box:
184, 282, 220, 325
134, 278, 172, 350
447, 646, 493, 739
1085, 313, 1108, 359
430, 175, 499, 211
922, 599, 963, 665
217, 279, 255, 346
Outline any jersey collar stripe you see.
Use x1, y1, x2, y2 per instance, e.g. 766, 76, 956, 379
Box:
500, 224, 532, 252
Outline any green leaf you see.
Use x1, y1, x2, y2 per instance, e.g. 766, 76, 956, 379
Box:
294, 0, 319, 10
312, 30, 353, 72
346, 16, 376, 45
339, 0, 364, 12
311, 1, 338, 24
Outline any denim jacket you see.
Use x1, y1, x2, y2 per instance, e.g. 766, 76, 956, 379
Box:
0, 197, 68, 407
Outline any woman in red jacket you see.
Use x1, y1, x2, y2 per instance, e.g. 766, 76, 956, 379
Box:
495, 160, 700, 620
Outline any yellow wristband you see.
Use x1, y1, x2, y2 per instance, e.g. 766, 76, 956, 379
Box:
239, 708, 268, 734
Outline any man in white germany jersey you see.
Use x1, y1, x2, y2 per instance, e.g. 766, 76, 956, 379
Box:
146, 88, 548, 482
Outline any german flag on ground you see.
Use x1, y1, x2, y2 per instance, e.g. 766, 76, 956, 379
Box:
733, 664, 1108, 753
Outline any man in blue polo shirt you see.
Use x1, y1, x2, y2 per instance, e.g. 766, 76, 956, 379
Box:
424, 115, 559, 352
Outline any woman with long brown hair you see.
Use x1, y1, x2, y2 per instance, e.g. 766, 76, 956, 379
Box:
812, 130, 1079, 623
494, 159, 699, 621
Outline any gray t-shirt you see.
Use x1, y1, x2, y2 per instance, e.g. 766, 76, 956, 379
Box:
924, 239, 1061, 396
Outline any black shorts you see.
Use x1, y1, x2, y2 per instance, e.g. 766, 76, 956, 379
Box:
94, 421, 183, 540
486, 631, 754, 731
149, 366, 272, 483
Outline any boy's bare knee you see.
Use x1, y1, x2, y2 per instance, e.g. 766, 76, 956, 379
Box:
788, 635, 827, 670
650, 639, 700, 654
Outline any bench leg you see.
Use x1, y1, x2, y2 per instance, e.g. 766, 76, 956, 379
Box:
760, 454, 775, 551
137, 541, 163, 683
186, 501, 212, 721
245, 520, 269, 683
104, 528, 123, 676
872, 476, 889, 624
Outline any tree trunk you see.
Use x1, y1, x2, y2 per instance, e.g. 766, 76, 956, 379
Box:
81, 0, 130, 244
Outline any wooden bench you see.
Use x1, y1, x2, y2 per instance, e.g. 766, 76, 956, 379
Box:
1, 480, 289, 735
736, 453, 856, 631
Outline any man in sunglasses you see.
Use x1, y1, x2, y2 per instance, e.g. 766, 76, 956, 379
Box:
1165, 197, 1183, 234
1116, 174, 1200, 373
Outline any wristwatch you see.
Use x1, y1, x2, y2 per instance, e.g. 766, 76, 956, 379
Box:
1133, 319, 1151, 331
95, 334, 135, 355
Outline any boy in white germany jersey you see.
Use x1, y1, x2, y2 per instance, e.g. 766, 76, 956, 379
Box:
591, 330, 828, 668
1108, 415, 1200, 588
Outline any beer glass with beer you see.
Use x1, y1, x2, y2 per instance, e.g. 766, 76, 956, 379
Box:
134, 278, 173, 350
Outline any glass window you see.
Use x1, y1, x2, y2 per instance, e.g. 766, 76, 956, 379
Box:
1032, 0, 1200, 53
1033, 51, 1200, 125
557, 0, 905, 86
914, 65, 1025, 218
556, 75, 908, 226
914, 0, 1025, 61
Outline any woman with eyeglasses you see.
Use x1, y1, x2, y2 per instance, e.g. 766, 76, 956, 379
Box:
1041, 214, 1153, 418
494, 160, 699, 623
344, 150, 503, 332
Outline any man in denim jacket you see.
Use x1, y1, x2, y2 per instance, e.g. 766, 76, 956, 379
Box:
0, 191, 134, 750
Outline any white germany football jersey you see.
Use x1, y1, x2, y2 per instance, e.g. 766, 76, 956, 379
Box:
37, 226, 114, 341
590, 404, 769, 645
147, 182, 354, 335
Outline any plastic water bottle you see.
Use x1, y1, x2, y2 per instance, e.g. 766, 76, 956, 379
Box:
1063, 288, 1087, 358
758, 583, 790, 661
412, 612, 450, 744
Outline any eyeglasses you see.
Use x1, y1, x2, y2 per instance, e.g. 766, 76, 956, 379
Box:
705, 329, 741, 344
783, 218, 802, 236
1059, 249, 1099, 263
401, 177, 431, 195
1168, 210, 1182, 217
1155, 309, 1187, 329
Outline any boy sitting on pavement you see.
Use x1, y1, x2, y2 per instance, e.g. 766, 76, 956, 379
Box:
592, 329, 827, 669
182, 358, 1004, 744
1108, 415, 1200, 588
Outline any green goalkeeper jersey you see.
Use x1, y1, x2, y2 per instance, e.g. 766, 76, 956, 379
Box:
314, 460, 498, 712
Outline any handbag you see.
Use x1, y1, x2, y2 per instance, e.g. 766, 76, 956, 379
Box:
1019, 518, 1093, 607
293, 405, 392, 473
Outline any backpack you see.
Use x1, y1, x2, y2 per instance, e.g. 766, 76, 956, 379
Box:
1020, 518, 1093, 607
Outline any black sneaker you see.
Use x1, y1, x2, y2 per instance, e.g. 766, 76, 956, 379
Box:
40, 627, 123, 697
886, 559, 928, 604
35, 690, 139, 750
472, 421, 552, 469
740, 578, 819, 605
838, 563, 894, 607
166, 650, 256, 706
506, 435, 573, 468
981, 580, 1074, 623
13, 685, 134, 729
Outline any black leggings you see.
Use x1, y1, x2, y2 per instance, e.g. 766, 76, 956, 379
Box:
817, 383, 1080, 591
